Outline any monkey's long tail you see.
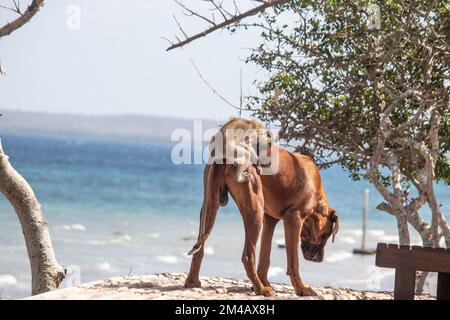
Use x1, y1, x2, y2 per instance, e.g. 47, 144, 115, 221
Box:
188, 163, 225, 255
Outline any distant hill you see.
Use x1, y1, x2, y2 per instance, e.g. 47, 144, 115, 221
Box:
0, 109, 223, 141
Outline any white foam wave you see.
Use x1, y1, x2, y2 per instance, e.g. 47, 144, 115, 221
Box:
268, 266, 285, 277
0, 245, 26, 252
345, 229, 386, 237
59, 224, 86, 231
147, 233, 159, 238
379, 235, 398, 242
345, 229, 363, 236
95, 262, 112, 271
368, 230, 385, 236
345, 268, 395, 287
339, 236, 356, 244
157, 255, 178, 264
325, 251, 353, 263
204, 246, 215, 255
78, 234, 132, 245
0, 274, 18, 286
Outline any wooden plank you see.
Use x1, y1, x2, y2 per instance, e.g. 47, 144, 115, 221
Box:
437, 273, 450, 300
411, 245, 450, 252
377, 243, 387, 249
376, 245, 450, 273
394, 268, 416, 300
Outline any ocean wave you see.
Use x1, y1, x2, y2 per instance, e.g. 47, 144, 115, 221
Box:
345, 229, 385, 237
339, 236, 356, 244
61, 233, 132, 245
204, 246, 215, 255
0, 245, 26, 252
0, 274, 18, 286
268, 266, 285, 277
344, 267, 395, 287
345, 229, 363, 236
95, 262, 112, 271
180, 246, 214, 257
368, 230, 385, 236
379, 235, 398, 242
58, 224, 86, 231
147, 233, 159, 238
85, 234, 132, 245
156, 255, 178, 264
325, 251, 353, 263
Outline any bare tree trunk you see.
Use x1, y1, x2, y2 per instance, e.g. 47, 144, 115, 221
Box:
415, 271, 429, 294
427, 184, 450, 247
0, 139, 65, 295
416, 183, 450, 294
414, 110, 450, 293
393, 207, 411, 245
415, 235, 434, 294
437, 210, 450, 247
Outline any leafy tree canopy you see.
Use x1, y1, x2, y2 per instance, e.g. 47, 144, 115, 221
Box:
242, 0, 449, 185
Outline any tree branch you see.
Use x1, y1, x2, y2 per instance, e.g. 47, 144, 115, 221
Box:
188, 58, 242, 111
0, 0, 44, 38
167, 0, 290, 51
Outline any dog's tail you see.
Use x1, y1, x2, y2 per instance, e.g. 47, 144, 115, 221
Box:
188, 163, 227, 255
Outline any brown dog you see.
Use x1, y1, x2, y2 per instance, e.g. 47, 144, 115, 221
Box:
185, 145, 339, 296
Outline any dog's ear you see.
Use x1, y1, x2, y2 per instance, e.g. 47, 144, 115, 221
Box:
329, 209, 339, 243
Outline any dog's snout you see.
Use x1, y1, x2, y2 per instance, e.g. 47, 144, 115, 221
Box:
310, 245, 320, 256
301, 241, 324, 262
312, 254, 321, 262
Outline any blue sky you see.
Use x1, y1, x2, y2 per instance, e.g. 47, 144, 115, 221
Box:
0, 0, 264, 120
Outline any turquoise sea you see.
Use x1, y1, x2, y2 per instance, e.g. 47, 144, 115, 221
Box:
0, 132, 448, 298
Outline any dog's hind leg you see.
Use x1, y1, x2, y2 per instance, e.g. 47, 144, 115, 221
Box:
257, 213, 279, 288
227, 167, 274, 297
185, 164, 223, 288
185, 201, 220, 288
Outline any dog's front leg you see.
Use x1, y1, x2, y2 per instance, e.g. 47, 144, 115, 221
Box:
257, 213, 279, 288
283, 210, 317, 296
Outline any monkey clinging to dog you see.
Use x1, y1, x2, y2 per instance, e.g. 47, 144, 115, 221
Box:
208, 117, 272, 183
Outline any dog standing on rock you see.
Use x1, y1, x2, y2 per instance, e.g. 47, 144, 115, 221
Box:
185, 118, 339, 296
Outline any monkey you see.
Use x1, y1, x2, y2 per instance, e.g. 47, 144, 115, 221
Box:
208, 117, 272, 183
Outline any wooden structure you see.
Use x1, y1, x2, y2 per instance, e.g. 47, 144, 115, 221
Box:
376, 243, 450, 300
353, 189, 376, 255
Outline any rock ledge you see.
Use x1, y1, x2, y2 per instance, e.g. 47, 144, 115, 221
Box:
27, 272, 433, 300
